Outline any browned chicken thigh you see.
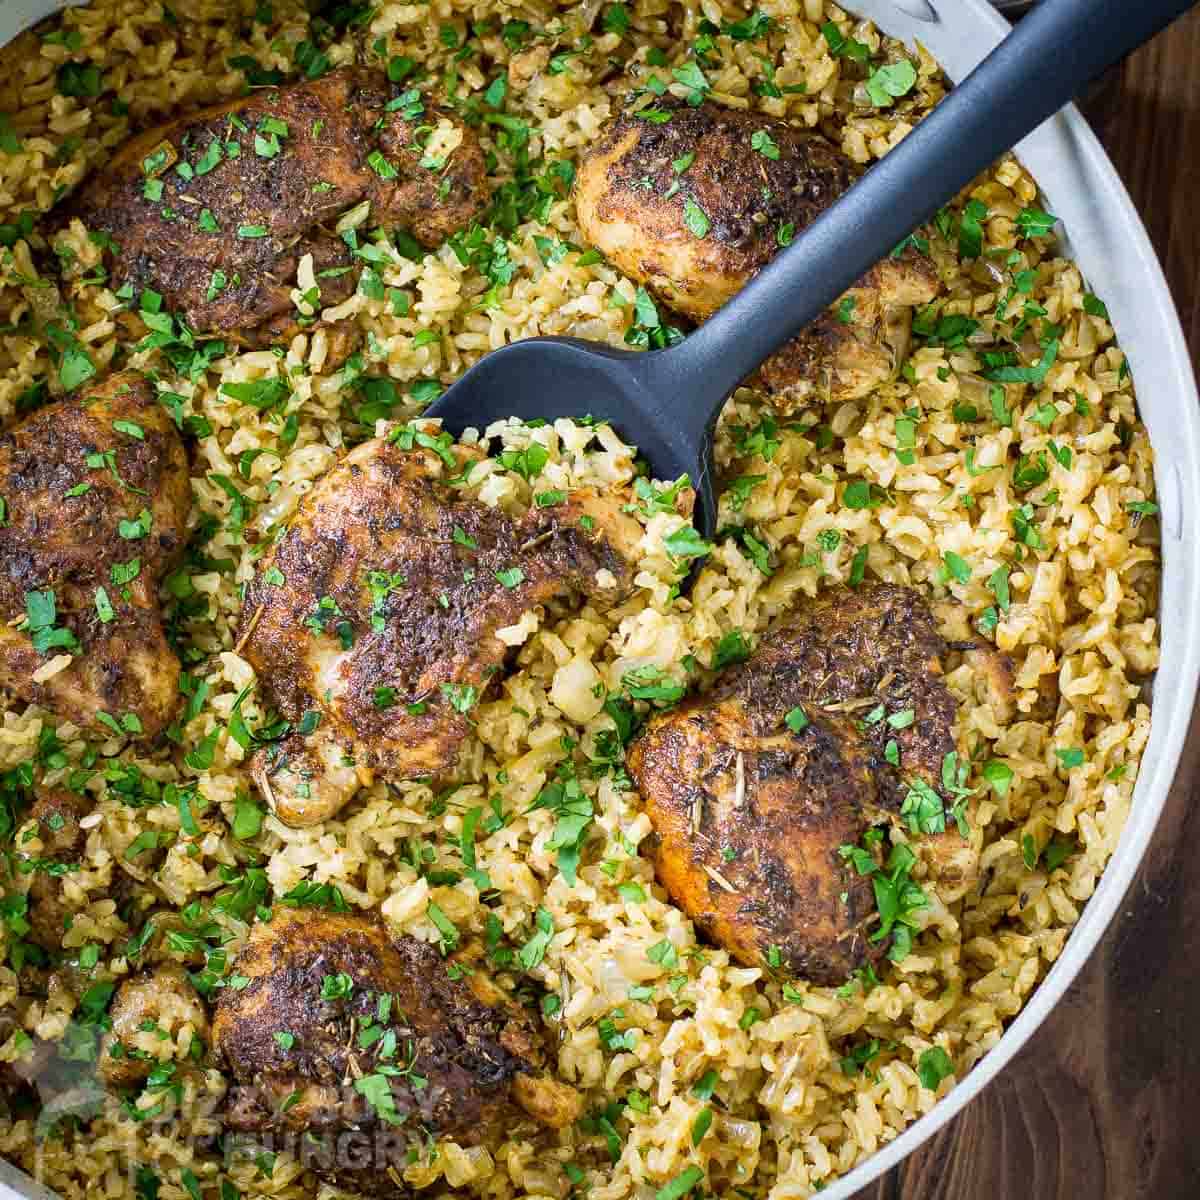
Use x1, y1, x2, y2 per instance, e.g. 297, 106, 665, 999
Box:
65, 69, 488, 353
239, 429, 642, 825
575, 99, 940, 409
213, 907, 579, 1196
630, 701, 882, 984
0, 370, 190, 740
627, 584, 980, 984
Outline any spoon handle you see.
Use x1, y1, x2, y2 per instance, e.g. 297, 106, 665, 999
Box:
642, 0, 1196, 417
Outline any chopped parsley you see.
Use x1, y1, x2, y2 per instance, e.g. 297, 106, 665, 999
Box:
517, 907, 554, 970
58, 62, 103, 99
982, 759, 1013, 796
440, 682, 478, 715
838, 837, 928, 962
725, 474, 765, 511
865, 59, 917, 108
1015, 207, 1058, 239
647, 938, 679, 969
94, 587, 115, 623
899, 778, 944, 835
426, 901, 459, 952
821, 21, 870, 63
985, 338, 1059, 386
497, 440, 549, 480
682, 198, 710, 238
957, 198, 987, 259
709, 630, 751, 670
367, 150, 398, 180
353, 1073, 404, 1125
917, 1045, 954, 1091
663, 525, 711, 562
625, 286, 683, 350
494, 566, 525, 589
784, 706, 809, 733
303, 595, 353, 648
941, 551, 971, 585
528, 766, 593, 885
622, 665, 686, 704
671, 61, 710, 105
24, 589, 80, 655
655, 1166, 704, 1200
118, 508, 153, 540
843, 479, 886, 510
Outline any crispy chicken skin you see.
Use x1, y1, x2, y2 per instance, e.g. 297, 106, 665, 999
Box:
239, 431, 642, 825
628, 584, 980, 984
574, 99, 940, 408
64, 68, 487, 352
0, 370, 190, 739
213, 908, 579, 1195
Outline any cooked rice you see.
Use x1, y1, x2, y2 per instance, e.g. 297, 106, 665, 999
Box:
0, 2, 1159, 1198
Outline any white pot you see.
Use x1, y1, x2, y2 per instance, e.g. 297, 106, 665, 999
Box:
0, 2, 1195, 1198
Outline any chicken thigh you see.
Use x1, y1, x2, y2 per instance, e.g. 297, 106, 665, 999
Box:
629, 700, 882, 984
213, 907, 579, 1195
64, 69, 488, 353
0, 370, 190, 740
239, 429, 642, 825
575, 99, 939, 409
627, 584, 980, 984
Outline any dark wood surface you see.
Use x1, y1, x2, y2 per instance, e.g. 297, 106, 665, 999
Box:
863, 10, 1200, 1199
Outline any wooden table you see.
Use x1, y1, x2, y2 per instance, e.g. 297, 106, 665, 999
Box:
862, 10, 1200, 1198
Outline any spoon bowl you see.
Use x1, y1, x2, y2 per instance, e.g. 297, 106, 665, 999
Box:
425, 336, 720, 532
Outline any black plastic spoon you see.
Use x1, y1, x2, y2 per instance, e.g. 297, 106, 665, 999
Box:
427, 0, 1195, 535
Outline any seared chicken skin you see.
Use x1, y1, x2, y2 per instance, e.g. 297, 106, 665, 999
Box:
0, 371, 190, 739
240, 430, 642, 825
65, 68, 487, 353
627, 584, 980, 984
575, 100, 940, 409
213, 908, 579, 1195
